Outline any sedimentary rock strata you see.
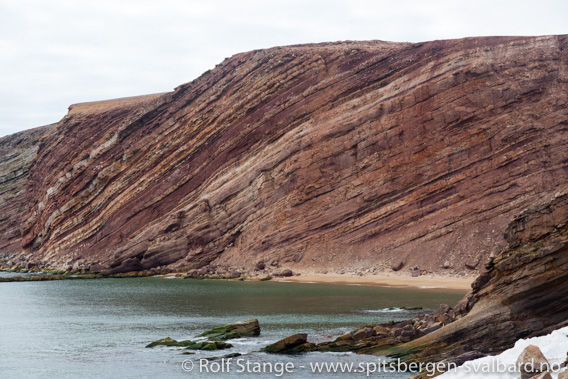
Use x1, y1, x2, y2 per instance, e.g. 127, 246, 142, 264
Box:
0, 126, 54, 259
0, 35, 567, 275
384, 190, 568, 374
292, 190, 568, 376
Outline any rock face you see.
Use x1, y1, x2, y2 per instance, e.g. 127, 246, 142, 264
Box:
0, 126, 54, 259
1, 35, 568, 274
383, 190, 568, 371
284, 190, 568, 376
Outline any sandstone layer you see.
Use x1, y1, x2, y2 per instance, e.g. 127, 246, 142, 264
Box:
1, 35, 567, 275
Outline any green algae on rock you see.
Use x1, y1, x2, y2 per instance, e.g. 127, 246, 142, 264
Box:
145, 337, 232, 350
198, 319, 261, 341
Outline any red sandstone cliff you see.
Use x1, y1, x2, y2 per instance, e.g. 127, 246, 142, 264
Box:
1, 35, 567, 275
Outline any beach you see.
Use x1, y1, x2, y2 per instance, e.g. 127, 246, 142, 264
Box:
271, 272, 473, 292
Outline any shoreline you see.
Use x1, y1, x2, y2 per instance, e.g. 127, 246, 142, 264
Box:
166, 271, 474, 293
270, 272, 472, 293
1, 268, 474, 292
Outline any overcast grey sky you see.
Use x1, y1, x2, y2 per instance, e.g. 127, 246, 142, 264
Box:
0, 0, 566, 137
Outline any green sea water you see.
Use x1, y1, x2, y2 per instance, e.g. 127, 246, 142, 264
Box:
0, 276, 464, 378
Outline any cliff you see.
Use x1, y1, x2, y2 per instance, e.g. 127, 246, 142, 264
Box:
283, 189, 568, 374
1, 35, 567, 275
0, 126, 55, 259
386, 189, 568, 376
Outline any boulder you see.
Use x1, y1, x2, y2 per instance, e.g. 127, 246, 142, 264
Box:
558, 368, 568, 379
279, 269, 293, 277
516, 345, 550, 379
373, 325, 390, 336
198, 319, 261, 340
262, 333, 315, 353
392, 261, 404, 271
411, 269, 421, 277
145, 337, 232, 350
255, 261, 265, 271
464, 258, 479, 270
145, 337, 177, 347
352, 327, 376, 341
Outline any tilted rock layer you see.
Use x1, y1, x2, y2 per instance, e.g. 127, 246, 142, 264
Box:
1, 35, 568, 273
386, 188, 568, 376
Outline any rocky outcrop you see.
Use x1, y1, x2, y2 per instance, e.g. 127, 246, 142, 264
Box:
1, 35, 568, 275
197, 319, 261, 340
377, 189, 568, 374
145, 337, 233, 351
302, 304, 454, 354
262, 333, 315, 354
0, 126, 54, 261
273, 190, 568, 375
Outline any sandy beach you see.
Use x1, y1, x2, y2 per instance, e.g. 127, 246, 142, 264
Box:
271, 272, 473, 292
173, 271, 474, 292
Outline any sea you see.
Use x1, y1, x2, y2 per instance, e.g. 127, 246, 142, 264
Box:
0, 273, 464, 378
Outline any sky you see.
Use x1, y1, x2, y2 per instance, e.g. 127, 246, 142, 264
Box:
0, 0, 567, 137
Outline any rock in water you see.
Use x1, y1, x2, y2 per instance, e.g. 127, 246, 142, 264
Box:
146, 337, 177, 348
145, 337, 232, 350
198, 319, 261, 340
262, 333, 315, 354
516, 345, 550, 379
